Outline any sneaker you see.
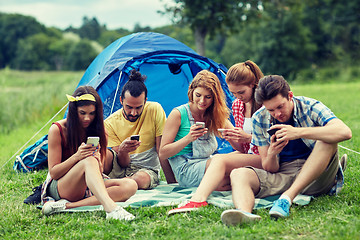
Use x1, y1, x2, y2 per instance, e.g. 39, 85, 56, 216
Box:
221, 209, 261, 226
269, 198, 290, 218
340, 154, 347, 172
106, 206, 135, 221
42, 199, 69, 216
24, 184, 42, 205
167, 201, 208, 215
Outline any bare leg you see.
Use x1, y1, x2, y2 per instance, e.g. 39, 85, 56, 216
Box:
230, 168, 260, 213
58, 156, 136, 212
282, 141, 337, 201
160, 158, 177, 184
190, 152, 262, 202
130, 171, 151, 190
66, 178, 137, 209
103, 148, 114, 175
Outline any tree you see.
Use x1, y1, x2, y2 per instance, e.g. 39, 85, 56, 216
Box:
66, 40, 98, 70
160, 0, 254, 56
78, 16, 103, 40
302, 0, 360, 64
97, 28, 130, 47
12, 33, 54, 70
49, 39, 75, 70
255, 1, 316, 78
133, 23, 152, 33
0, 13, 46, 68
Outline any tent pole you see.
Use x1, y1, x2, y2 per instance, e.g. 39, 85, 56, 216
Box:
110, 71, 122, 114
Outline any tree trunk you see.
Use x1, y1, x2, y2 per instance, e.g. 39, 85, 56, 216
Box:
194, 26, 207, 56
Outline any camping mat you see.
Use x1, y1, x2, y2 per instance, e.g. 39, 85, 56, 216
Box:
39, 182, 312, 213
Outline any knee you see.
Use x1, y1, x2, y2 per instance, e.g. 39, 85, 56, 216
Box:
131, 171, 151, 189
112, 178, 138, 199
122, 178, 138, 194
209, 155, 226, 168
230, 168, 252, 183
315, 141, 337, 153
81, 156, 99, 169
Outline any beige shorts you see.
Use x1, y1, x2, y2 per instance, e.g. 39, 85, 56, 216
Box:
48, 179, 61, 201
249, 151, 339, 198
108, 149, 159, 189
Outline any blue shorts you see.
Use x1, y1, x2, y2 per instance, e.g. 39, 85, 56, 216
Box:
169, 154, 209, 188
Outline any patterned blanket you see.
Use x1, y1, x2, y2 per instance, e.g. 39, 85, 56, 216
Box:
47, 182, 312, 213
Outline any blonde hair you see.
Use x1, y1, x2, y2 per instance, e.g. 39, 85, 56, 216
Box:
188, 70, 229, 135
226, 60, 264, 115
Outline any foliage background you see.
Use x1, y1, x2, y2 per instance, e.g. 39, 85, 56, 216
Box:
1, 1, 359, 79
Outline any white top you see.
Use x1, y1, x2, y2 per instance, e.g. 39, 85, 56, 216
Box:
243, 118, 252, 134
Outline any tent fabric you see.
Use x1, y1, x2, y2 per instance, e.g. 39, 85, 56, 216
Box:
74, 32, 235, 153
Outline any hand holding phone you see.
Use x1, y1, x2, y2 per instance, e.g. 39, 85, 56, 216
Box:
267, 128, 279, 136
130, 135, 140, 141
195, 122, 205, 128
86, 136, 99, 147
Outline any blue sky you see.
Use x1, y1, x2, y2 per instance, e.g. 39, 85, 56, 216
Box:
0, 0, 173, 30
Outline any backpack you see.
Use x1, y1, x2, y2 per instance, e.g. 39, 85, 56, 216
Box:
13, 135, 49, 172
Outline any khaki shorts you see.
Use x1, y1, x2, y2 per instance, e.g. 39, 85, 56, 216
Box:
47, 179, 61, 201
108, 149, 159, 189
249, 151, 339, 198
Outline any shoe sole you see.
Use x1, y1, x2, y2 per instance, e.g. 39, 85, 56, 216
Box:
106, 215, 135, 221
167, 207, 201, 216
269, 210, 287, 219
221, 209, 261, 226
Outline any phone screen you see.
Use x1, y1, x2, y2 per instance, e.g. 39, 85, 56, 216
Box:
195, 122, 205, 128
267, 128, 279, 136
87, 136, 99, 146
130, 135, 140, 141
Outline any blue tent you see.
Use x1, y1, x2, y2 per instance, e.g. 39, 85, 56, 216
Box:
75, 32, 235, 120
14, 32, 236, 171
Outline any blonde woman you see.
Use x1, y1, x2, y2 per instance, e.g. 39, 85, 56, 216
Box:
167, 61, 264, 215
159, 70, 237, 188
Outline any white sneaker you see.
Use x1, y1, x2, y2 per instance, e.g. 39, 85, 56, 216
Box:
42, 199, 69, 216
106, 206, 135, 221
221, 209, 261, 226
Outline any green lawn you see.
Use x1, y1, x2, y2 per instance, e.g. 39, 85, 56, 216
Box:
0, 70, 359, 239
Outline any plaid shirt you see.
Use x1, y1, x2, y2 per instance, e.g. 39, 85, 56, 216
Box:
232, 99, 259, 154
251, 96, 337, 150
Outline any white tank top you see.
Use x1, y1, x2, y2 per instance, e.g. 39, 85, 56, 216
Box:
243, 118, 252, 134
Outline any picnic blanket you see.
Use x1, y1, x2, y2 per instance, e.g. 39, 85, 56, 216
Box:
42, 182, 312, 213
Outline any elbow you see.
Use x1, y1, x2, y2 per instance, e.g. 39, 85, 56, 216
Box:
159, 151, 166, 162
345, 128, 352, 141
49, 170, 60, 181
158, 147, 170, 161
262, 162, 279, 173
341, 127, 352, 142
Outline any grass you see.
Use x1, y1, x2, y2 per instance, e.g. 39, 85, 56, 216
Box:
0, 70, 359, 239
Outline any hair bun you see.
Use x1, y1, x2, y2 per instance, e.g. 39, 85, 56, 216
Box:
128, 69, 146, 82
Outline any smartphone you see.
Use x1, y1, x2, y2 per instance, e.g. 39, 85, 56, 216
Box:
130, 135, 140, 141
86, 136, 99, 147
218, 128, 225, 133
195, 122, 205, 128
267, 128, 279, 136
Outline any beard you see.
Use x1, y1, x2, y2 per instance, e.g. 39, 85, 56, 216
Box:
123, 109, 142, 122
